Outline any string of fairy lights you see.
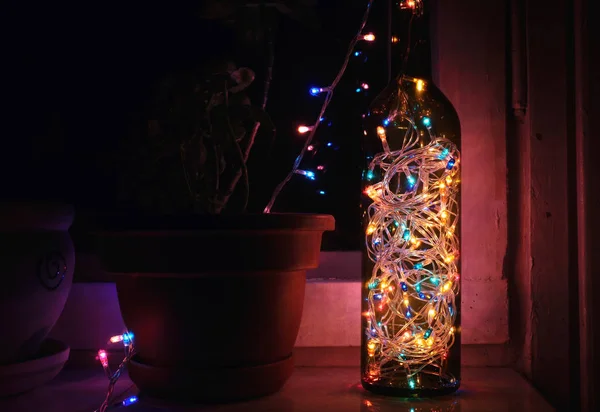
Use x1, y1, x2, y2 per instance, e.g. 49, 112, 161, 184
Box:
94, 332, 137, 411
263, 0, 376, 212
363, 78, 460, 386
361, 1, 461, 389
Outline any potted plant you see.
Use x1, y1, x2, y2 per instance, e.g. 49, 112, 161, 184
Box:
0, 202, 73, 396
96, 1, 333, 403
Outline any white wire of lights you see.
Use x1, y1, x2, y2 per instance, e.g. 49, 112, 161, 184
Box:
263, 0, 376, 213
363, 77, 461, 387
94, 332, 137, 412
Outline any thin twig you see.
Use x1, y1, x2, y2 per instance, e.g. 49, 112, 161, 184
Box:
215, 12, 276, 213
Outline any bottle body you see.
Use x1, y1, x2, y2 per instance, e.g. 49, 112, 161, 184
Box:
360, 75, 461, 396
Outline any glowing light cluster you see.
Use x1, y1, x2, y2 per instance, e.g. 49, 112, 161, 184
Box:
362, 80, 460, 388
94, 331, 136, 412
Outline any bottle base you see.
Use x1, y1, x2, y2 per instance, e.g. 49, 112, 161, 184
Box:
361, 379, 460, 398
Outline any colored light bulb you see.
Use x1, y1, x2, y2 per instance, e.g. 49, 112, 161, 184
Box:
97, 350, 109, 368
122, 396, 138, 406
298, 125, 313, 134
310, 87, 329, 96
361, 33, 376, 42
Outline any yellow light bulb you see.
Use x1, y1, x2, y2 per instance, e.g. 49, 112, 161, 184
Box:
297, 125, 312, 134
416, 79, 425, 92
443, 281, 453, 292
362, 33, 376, 42
366, 224, 376, 235
439, 182, 446, 189
428, 308, 436, 318
446, 175, 453, 184
367, 340, 377, 356
376, 126, 386, 136
391, 36, 399, 43
403, 298, 410, 306
450, 326, 456, 334
426, 338, 434, 346
444, 254, 454, 263
362, 311, 371, 317
441, 210, 449, 220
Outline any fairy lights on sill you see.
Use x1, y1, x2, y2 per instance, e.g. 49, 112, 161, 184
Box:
362, 76, 461, 390
94, 331, 136, 412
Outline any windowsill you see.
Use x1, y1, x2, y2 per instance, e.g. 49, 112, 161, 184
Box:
0, 367, 553, 412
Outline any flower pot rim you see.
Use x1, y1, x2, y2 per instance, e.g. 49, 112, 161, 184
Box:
94, 212, 335, 233
0, 201, 74, 231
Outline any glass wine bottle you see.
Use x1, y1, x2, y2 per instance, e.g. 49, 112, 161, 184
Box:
360, 12, 462, 397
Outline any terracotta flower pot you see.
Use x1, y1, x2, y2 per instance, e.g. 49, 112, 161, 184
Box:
96, 213, 334, 403
0, 202, 75, 365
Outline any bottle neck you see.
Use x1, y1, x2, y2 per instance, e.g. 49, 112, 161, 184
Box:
391, 7, 433, 81
395, 38, 432, 81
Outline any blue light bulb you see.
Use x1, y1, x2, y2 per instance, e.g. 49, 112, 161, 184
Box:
383, 119, 390, 126
422, 116, 431, 127
309, 87, 321, 96
366, 170, 375, 180
407, 175, 416, 188
438, 148, 450, 159
122, 396, 138, 406
123, 331, 134, 346
354, 51, 362, 56
305, 171, 316, 180
447, 158, 456, 169
356, 88, 362, 93
318, 190, 326, 195
326, 142, 333, 147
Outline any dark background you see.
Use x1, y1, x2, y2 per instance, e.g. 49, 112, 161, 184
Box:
1, 1, 428, 250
